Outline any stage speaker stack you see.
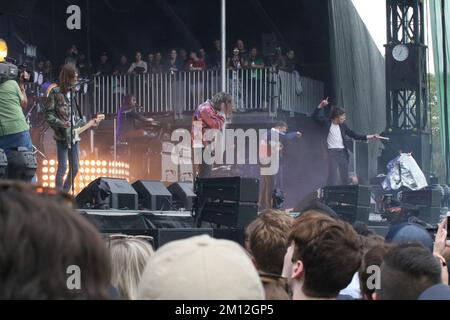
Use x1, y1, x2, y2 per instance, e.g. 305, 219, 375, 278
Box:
195, 177, 259, 229
400, 189, 442, 224
132, 180, 173, 211
322, 185, 372, 224
167, 182, 196, 210
76, 178, 138, 210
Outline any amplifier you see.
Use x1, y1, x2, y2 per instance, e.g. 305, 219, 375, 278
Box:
323, 185, 371, 207
199, 201, 258, 229
196, 177, 259, 203
401, 190, 442, 208
327, 204, 371, 224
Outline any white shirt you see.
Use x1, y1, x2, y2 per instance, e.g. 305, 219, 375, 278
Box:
327, 123, 345, 149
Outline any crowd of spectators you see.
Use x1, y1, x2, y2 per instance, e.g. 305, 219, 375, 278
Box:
35, 39, 299, 83
1, 179, 450, 300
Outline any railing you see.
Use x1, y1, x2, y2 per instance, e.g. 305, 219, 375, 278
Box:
88, 68, 324, 116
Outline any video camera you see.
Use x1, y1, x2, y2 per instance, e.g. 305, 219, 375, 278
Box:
0, 59, 33, 85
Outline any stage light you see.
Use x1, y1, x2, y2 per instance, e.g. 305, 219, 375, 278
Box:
0, 39, 7, 62
43, 159, 49, 166
102, 161, 107, 167
42, 175, 49, 181
79, 168, 84, 174
102, 168, 107, 174
80, 160, 84, 166
96, 160, 101, 166
42, 167, 48, 173
50, 175, 55, 181
85, 167, 90, 174
90, 175, 95, 181
50, 183, 55, 188
96, 168, 101, 174
42, 182, 49, 187
49, 159, 55, 166
90, 160, 96, 166
49, 167, 55, 173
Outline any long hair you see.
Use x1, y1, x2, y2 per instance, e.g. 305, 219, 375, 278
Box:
110, 238, 154, 300
210, 92, 233, 116
59, 64, 78, 93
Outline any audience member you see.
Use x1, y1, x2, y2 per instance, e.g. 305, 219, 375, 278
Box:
186, 51, 206, 71
385, 222, 434, 252
236, 39, 248, 60
152, 52, 164, 73
94, 51, 113, 76
280, 49, 297, 73
114, 55, 129, 75
128, 51, 148, 74
0, 181, 112, 299
375, 243, 443, 300
65, 45, 79, 66
283, 211, 362, 300
165, 49, 183, 73
359, 243, 391, 300
109, 236, 154, 300
228, 47, 244, 70
77, 52, 89, 78
147, 53, 154, 73
137, 235, 265, 300
209, 39, 221, 69
246, 210, 294, 300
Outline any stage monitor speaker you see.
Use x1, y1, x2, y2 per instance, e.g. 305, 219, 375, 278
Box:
153, 228, 214, 249
327, 204, 371, 225
323, 185, 372, 207
196, 177, 259, 203
132, 180, 172, 211
400, 189, 442, 208
76, 178, 138, 210
168, 182, 196, 210
200, 201, 258, 229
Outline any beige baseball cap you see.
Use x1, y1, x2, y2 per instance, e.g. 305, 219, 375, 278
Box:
137, 235, 265, 300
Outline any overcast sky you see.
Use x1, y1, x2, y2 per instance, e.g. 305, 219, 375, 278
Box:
351, 0, 435, 72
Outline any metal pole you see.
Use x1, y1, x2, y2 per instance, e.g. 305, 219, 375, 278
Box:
221, 0, 226, 93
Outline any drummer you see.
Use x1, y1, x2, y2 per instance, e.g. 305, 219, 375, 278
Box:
116, 95, 155, 142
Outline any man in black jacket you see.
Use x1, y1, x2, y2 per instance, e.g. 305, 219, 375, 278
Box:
313, 98, 380, 186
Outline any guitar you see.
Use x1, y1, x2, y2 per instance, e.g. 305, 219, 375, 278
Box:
65, 113, 105, 147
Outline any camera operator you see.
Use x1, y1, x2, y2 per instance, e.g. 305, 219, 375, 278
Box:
0, 69, 32, 155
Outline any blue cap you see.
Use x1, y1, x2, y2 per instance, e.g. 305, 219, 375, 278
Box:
419, 285, 450, 300
385, 223, 434, 252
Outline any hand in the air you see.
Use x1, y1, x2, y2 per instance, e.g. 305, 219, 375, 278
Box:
319, 97, 330, 109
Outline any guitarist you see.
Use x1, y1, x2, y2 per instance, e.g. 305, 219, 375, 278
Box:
45, 64, 98, 192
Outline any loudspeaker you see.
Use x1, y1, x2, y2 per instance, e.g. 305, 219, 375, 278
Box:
168, 182, 196, 210
416, 207, 442, 225
327, 204, 371, 224
401, 189, 442, 208
132, 180, 172, 210
196, 177, 259, 203
153, 228, 214, 249
200, 201, 258, 229
76, 178, 138, 210
322, 185, 372, 207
